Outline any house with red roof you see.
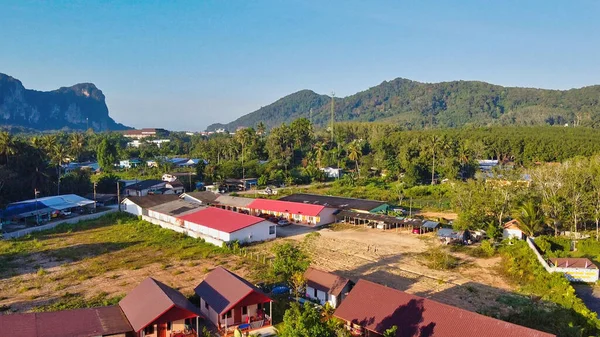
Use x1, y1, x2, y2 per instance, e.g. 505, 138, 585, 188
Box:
179, 207, 276, 246
247, 198, 337, 226
334, 279, 555, 337
195, 267, 273, 336
503, 219, 525, 240
0, 277, 203, 337
304, 267, 353, 308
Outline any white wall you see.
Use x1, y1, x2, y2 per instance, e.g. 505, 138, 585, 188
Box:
123, 200, 143, 216
306, 286, 328, 305
503, 228, 523, 240
316, 207, 337, 226
229, 220, 276, 243
200, 297, 220, 327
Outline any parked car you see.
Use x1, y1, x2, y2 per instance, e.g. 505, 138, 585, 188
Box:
277, 219, 291, 226
61, 210, 72, 216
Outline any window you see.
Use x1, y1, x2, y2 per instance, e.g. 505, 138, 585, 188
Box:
242, 306, 247, 315
144, 325, 154, 334
308, 216, 314, 223
222, 310, 232, 319
204, 300, 209, 309
167, 322, 172, 331
269, 226, 275, 235
314, 288, 318, 298
257, 303, 262, 310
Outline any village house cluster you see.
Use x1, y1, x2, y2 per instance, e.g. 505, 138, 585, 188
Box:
0, 265, 556, 337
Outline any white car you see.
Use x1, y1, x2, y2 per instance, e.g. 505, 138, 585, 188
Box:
61, 210, 72, 216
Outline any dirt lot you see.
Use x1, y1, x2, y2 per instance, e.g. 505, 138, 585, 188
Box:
266, 224, 517, 314
0, 215, 261, 313
2, 214, 518, 316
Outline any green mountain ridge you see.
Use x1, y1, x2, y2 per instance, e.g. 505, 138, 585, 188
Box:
206, 78, 600, 131
0, 73, 130, 132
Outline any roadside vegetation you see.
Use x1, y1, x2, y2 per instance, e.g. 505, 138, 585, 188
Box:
498, 241, 600, 336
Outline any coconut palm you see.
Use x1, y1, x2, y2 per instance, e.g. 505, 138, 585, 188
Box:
0, 131, 17, 164
69, 133, 85, 162
347, 141, 362, 178
513, 201, 545, 237
50, 144, 68, 195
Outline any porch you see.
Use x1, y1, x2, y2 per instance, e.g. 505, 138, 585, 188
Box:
218, 301, 273, 337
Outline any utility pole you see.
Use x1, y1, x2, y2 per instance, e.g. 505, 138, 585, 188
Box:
330, 92, 335, 144
34, 189, 40, 225
93, 182, 97, 211
117, 181, 121, 212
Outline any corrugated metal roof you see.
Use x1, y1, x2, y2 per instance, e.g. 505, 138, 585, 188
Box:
124, 179, 165, 191
178, 207, 265, 233
215, 195, 255, 208
194, 267, 271, 315
334, 279, 555, 337
549, 258, 598, 269
248, 198, 325, 216
123, 195, 180, 209
119, 277, 202, 332
304, 267, 351, 296
279, 193, 387, 211
0, 305, 132, 337
183, 191, 219, 204
148, 199, 204, 216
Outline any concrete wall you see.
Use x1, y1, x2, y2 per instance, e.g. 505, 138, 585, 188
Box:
503, 228, 523, 240
229, 220, 276, 243
123, 200, 143, 216
2, 207, 118, 239
526, 237, 599, 282
200, 297, 221, 328
316, 207, 337, 226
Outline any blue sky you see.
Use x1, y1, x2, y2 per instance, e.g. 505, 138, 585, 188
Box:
1, 0, 599, 131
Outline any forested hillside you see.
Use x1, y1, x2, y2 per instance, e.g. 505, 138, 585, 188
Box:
207, 78, 600, 131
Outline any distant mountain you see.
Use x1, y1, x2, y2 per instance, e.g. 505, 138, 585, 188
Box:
207, 78, 600, 131
0, 73, 130, 132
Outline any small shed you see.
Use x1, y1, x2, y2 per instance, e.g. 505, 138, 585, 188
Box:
503, 219, 524, 240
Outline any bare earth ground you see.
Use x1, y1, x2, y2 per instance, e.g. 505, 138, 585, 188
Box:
0, 222, 258, 313
2, 217, 516, 317
270, 224, 516, 315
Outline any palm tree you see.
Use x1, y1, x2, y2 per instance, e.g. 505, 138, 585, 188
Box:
69, 133, 85, 162
50, 144, 68, 195
256, 122, 266, 137
313, 142, 326, 168
0, 131, 17, 164
347, 142, 361, 178
513, 201, 545, 237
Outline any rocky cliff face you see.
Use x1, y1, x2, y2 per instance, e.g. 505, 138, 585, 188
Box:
0, 73, 129, 131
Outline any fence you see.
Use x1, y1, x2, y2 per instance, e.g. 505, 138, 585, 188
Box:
2, 207, 118, 239
228, 245, 274, 267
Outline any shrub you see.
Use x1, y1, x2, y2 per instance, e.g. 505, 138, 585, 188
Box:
422, 246, 460, 270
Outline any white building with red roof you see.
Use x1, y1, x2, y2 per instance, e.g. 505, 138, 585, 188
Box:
179, 207, 276, 246
247, 199, 337, 226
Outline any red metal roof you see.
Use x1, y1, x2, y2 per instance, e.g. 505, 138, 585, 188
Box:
0, 305, 132, 337
549, 257, 598, 269
304, 267, 351, 296
178, 207, 266, 233
194, 266, 272, 315
119, 277, 202, 332
334, 279, 555, 337
248, 198, 325, 216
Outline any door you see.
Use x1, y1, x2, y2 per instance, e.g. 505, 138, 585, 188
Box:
157, 323, 167, 337
234, 306, 242, 324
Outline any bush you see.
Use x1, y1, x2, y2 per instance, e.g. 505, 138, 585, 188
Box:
498, 241, 600, 336
470, 240, 496, 258
422, 246, 460, 270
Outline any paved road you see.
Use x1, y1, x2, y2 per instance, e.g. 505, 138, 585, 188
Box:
573, 284, 600, 315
